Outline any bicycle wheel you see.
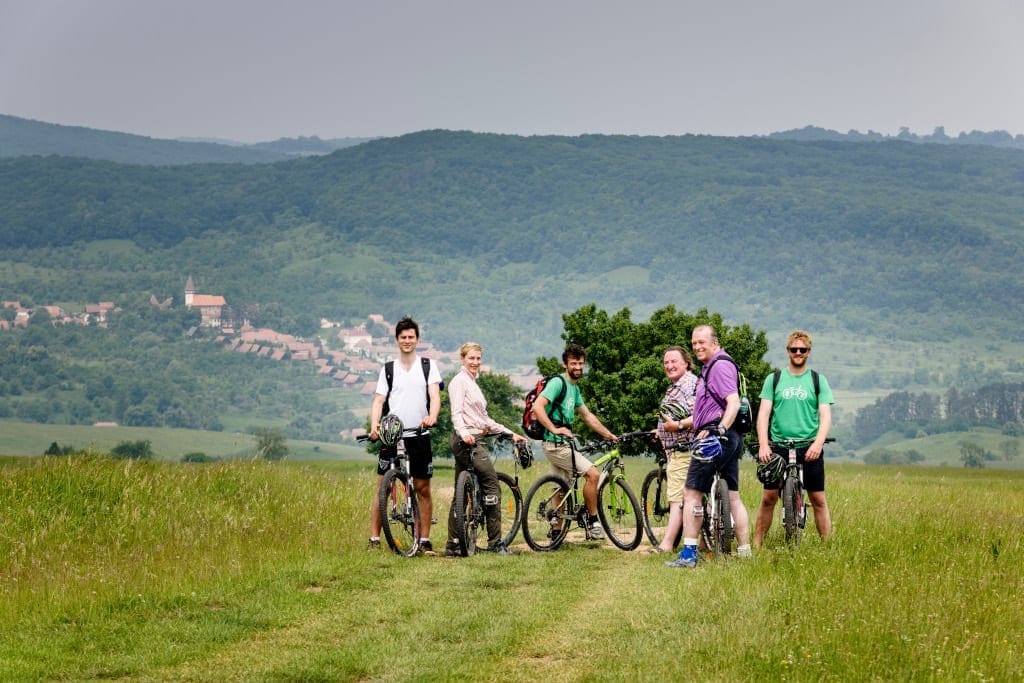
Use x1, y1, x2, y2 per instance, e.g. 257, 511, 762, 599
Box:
641, 468, 671, 547
379, 469, 420, 557
597, 475, 643, 550
711, 477, 734, 556
522, 474, 571, 551
453, 470, 479, 557
782, 475, 803, 546
496, 472, 523, 547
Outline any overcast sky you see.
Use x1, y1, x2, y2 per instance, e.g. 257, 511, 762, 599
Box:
2, 0, 1022, 143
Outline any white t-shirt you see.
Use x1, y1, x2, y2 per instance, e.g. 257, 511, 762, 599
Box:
375, 356, 442, 430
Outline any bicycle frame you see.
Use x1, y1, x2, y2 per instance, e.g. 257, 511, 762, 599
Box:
522, 434, 643, 551
453, 432, 523, 556
767, 437, 835, 545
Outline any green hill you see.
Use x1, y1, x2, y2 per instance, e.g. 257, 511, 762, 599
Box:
1, 128, 1023, 451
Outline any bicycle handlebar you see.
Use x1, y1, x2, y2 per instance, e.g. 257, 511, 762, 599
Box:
356, 426, 428, 443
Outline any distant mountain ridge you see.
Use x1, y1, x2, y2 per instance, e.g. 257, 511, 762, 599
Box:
0, 114, 372, 165
770, 124, 1024, 149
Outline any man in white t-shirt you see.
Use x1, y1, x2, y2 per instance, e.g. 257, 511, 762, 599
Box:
367, 317, 442, 555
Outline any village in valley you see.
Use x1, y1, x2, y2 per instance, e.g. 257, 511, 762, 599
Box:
3, 276, 541, 441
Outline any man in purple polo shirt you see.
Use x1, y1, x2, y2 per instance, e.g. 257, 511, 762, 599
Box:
666, 324, 752, 568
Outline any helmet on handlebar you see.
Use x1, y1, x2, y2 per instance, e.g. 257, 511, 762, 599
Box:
378, 414, 403, 448
514, 440, 534, 469
756, 453, 786, 486
659, 401, 691, 421
690, 435, 723, 463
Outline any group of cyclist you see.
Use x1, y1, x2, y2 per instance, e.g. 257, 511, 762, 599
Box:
365, 317, 834, 564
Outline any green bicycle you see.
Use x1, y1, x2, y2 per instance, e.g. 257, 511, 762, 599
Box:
522, 433, 645, 551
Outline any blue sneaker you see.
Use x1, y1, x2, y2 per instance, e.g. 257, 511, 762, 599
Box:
665, 546, 698, 568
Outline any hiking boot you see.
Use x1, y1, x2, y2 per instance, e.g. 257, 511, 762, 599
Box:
485, 541, 512, 556
444, 541, 461, 557
417, 540, 437, 557
366, 539, 381, 551
587, 524, 605, 541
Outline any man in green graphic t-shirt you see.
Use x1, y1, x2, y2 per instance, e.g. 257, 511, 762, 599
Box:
754, 330, 835, 547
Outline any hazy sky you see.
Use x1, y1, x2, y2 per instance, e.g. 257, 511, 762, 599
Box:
2, 0, 1023, 143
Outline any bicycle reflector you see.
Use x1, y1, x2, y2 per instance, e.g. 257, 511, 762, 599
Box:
660, 401, 691, 421
690, 436, 723, 462
756, 453, 786, 485
378, 414, 403, 448
514, 440, 534, 469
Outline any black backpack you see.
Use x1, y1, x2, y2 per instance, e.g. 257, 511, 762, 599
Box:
382, 358, 434, 416
700, 354, 752, 434
522, 375, 569, 440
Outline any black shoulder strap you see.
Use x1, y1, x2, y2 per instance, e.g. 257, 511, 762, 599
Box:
421, 358, 432, 412
701, 355, 738, 410
546, 375, 570, 426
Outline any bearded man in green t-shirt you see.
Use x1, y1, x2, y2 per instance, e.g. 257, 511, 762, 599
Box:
753, 330, 835, 547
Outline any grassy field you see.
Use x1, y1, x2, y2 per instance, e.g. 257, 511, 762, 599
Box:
1, 453, 1021, 681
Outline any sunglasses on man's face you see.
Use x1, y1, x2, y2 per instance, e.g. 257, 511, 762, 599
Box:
787, 347, 809, 354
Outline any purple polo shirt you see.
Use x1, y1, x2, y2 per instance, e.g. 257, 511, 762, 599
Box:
693, 349, 739, 432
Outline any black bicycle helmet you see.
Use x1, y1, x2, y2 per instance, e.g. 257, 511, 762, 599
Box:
378, 414, 403, 448
514, 440, 534, 469
756, 453, 786, 486
660, 401, 691, 421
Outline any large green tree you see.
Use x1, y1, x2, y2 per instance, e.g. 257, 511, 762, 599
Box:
536, 304, 771, 441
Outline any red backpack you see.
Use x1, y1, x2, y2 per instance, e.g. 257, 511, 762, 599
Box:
522, 375, 569, 440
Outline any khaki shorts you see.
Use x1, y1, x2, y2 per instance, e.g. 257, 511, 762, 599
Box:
666, 449, 691, 502
542, 441, 595, 483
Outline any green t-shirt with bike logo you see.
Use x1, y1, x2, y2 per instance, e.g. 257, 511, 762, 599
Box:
760, 369, 835, 442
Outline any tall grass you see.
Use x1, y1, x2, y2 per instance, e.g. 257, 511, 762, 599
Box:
1, 457, 1021, 680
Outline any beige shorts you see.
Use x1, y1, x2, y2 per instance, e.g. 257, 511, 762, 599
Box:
666, 449, 691, 503
542, 441, 595, 482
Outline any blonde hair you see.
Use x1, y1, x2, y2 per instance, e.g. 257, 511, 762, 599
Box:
787, 330, 813, 349
459, 342, 483, 358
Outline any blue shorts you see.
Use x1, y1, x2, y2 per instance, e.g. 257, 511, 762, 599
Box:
684, 429, 743, 494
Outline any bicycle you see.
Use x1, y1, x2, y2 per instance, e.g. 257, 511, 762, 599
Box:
699, 451, 734, 559
640, 440, 681, 549
358, 425, 426, 557
451, 432, 527, 556
522, 433, 644, 551
642, 400, 692, 548
760, 437, 835, 545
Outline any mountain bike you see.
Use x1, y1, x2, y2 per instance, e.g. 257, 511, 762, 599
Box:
522, 434, 644, 551
358, 427, 425, 557
700, 459, 733, 558
452, 432, 526, 556
640, 440, 683, 549
764, 437, 835, 545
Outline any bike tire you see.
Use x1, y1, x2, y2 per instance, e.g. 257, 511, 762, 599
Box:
453, 470, 478, 557
783, 475, 803, 546
379, 469, 420, 557
712, 477, 734, 556
496, 472, 523, 548
597, 475, 643, 550
522, 474, 571, 551
641, 468, 671, 547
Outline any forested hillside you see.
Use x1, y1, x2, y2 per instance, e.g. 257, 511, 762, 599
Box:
2, 129, 1022, 366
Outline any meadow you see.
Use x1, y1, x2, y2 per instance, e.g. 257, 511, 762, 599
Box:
1, 454, 1021, 681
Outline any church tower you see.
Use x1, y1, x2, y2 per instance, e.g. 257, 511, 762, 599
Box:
184, 275, 195, 307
